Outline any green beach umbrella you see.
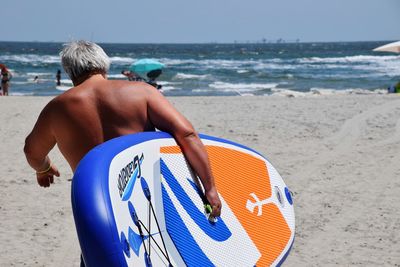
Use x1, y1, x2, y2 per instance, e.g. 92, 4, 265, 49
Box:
129, 59, 165, 77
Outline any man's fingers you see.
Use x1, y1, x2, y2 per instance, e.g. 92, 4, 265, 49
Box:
37, 174, 54, 187
38, 176, 49, 187
44, 176, 50, 187
205, 188, 222, 218
211, 205, 221, 217
37, 176, 44, 187
50, 165, 60, 177
36, 164, 61, 187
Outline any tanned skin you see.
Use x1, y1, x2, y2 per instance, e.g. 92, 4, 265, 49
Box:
24, 73, 221, 217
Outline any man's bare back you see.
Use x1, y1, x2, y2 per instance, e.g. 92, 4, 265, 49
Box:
47, 75, 157, 170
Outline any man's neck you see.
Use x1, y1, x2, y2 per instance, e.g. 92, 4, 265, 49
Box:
73, 73, 106, 86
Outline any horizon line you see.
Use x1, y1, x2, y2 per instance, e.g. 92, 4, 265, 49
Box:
0, 39, 396, 45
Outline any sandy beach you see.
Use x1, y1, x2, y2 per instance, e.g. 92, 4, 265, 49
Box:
1, 94, 400, 266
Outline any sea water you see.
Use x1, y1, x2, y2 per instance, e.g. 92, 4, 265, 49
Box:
0, 41, 399, 96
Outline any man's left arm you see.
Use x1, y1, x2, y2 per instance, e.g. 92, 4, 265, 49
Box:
24, 104, 60, 187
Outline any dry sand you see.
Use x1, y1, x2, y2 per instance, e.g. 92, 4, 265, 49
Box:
1, 95, 399, 266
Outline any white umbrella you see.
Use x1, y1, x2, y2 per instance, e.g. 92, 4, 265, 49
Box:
373, 40, 400, 53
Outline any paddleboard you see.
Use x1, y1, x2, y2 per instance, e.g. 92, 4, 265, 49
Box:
72, 132, 295, 267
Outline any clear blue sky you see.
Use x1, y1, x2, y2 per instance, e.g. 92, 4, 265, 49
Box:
3, 0, 399, 43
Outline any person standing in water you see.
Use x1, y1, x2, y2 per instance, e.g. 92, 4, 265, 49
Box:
56, 69, 61, 86
1, 66, 12, 96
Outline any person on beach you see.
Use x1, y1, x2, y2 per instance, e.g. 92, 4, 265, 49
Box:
121, 69, 141, 81
23, 41, 221, 264
388, 81, 400, 93
146, 69, 163, 90
56, 69, 61, 86
1, 66, 12, 96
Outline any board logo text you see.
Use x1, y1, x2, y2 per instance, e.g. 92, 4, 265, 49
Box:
117, 153, 144, 199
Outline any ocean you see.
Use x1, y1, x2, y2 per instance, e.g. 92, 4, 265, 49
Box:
0, 41, 399, 96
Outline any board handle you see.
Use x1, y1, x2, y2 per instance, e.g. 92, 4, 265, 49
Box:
204, 203, 217, 223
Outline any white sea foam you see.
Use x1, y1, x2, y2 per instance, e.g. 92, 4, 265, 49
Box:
291, 55, 400, 77
0, 54, 134, 66
26, 78, 53, 83
209, 82, 278, 91
161, 58, 256, 69
237, 70, 249, 74
161, 58, 201, 66
298, 55, 400, 64
154, 80, 177, 91
109, 56, 135, 65
113, 55, 400, 79
9, 92, 34, 96
269, 87, 388, 97
269, 88, 308, 97
235, 92, 255, 96
254, 63, 297, 70
107, 74, 126, 79
192, 88, 254, 96
60, 79, 73, 85
56, 85, 71, 91
0, 54, 60, 64
11, 81, 32, 85
192, 88, 214, 93
159, 86, 176, 91
310, 87, 387, 95
158, 81, 180, 86
174, 73, 210, 80
27, 72, 53, 77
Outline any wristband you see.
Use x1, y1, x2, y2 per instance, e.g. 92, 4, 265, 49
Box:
36, 164, 52, 174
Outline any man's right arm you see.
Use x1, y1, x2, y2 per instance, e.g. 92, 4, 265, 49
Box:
24, 103, 60, 187
145, 86, 222, 217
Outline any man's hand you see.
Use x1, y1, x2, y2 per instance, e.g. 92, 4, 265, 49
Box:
36, 165, 60, 188
205, 187, 222, 217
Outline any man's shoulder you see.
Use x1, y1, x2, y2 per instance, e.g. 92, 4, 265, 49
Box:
42, 94, 66, 115
107, 79, 156, 96
45, 89, 83, 111
50, 88, 77, 103
109, 79, 150, 89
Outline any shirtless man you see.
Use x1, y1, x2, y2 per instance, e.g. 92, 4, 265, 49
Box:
23, 41, 222, 219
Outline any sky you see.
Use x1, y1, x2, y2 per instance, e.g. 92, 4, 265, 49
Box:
2, 0, 399, 43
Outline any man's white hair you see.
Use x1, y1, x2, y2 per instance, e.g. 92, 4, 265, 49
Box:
60, 40, 110, 81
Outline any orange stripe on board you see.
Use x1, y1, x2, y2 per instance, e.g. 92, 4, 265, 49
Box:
205, 146, 291, 266
160, 146, 182, 154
